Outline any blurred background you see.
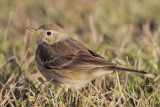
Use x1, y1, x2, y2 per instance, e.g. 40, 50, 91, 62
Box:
0, 0, 160, 106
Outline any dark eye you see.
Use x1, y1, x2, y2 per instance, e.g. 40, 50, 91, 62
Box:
47, 31, 52, 36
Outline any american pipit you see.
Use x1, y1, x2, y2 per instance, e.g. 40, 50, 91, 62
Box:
26, 24, 147, 90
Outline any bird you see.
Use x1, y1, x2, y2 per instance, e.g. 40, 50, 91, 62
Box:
26, 24, 147, 90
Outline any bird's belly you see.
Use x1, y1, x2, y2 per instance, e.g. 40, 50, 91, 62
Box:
36, 63, 63, 86
36, 62, 90, 89
65, 79, 91, 90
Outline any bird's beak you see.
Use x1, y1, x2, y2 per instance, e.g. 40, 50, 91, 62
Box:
26, 27, 40, 34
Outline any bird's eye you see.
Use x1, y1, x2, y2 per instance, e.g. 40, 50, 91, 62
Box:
47, 31, 52, 36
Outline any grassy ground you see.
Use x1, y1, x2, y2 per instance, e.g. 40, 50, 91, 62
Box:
0, 0, 160, 106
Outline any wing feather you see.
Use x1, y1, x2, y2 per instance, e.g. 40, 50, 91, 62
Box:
43, 50, 116, 70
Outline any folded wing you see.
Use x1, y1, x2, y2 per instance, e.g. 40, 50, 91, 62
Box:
43, 50, 116, 70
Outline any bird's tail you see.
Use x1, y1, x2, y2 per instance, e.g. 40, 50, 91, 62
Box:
91, 66, 147, 78
108, 66, 147, 74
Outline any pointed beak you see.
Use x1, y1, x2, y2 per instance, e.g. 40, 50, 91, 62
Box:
26, 27, 40, 34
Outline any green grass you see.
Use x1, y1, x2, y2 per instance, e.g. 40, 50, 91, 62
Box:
0, 0, 160, 106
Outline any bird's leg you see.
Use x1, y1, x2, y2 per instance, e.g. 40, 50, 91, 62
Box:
69, 89, 75, 107
80, 87, 85, 94
62, 88, 75, 106
62, 86, 68, 100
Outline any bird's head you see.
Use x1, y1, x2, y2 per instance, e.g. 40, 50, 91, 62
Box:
26, 24, 69, 44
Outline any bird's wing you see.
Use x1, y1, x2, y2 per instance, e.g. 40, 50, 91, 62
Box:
43, 50, 117, 70
42, 50, 147, 74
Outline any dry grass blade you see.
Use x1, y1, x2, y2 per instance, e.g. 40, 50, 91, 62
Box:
13, 46, 21, 66
0, 73, 15, 97
0, 56, 15, 70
